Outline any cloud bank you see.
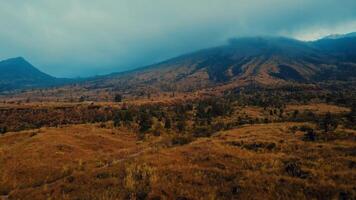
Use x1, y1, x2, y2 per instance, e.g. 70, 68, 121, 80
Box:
1, 0, 356, 77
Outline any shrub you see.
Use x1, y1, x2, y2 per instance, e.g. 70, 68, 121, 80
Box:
193, 126, 213, 137
0, 126, 6, 134
303, 129, 317, 141
299, 125, 314, 132
113, 112, 122, 127
176, 119, 186, 133
152, 121, 164, 136
284, 161, 308, 179
114, 94, 123, 102
318, 112, 338, 133
346, 103, 356, 129
124, 163, 156, 199
164, 117, 172, 129
171, 135, 193, 146
138, 112, 153, 133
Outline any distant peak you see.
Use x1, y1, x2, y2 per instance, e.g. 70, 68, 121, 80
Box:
1, 56, 31, 65
13, 56, 26, 61
2, 56, 27, 62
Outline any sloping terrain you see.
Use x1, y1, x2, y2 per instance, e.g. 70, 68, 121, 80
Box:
0, 57, 69, 92
1, 35, 355, 99
82, 35, 356, 93
0, 122, 355, 199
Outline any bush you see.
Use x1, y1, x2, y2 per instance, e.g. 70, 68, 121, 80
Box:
299, 125, 314, 133
164, 117, 172, 129
193, 126, 213, 137
113, 112, 122, 127
346, 104, 356, 129
303, 129, 317, 141
124, 163, 156, 199
318, 112, 338, 133
0, 126, 6, 134
176, 119, 186, 133
152, 122, 164, 136
284, 161, 308, 178
114, 94, 123, 102
138, 112, 153, 133
171, 135, 193, 146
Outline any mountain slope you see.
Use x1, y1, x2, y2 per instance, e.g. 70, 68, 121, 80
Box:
0, 57, 64, 91
3, 35, 356, 94
322, 32, 356, 40
85, 36, 356, 93
312, 33, 356, 62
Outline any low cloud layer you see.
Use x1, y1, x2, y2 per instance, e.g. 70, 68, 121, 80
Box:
1, 0, 356, 77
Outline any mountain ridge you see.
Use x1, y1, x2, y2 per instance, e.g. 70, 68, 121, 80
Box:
1, 33, 356, 93
80, 35, 356, 94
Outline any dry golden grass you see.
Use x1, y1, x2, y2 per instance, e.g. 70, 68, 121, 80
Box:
286, 103, 350, 115
1, 122, 355, 199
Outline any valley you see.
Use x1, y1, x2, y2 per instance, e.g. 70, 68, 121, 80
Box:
0, 34, 355, 200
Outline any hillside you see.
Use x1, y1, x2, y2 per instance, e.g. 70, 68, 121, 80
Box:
0, 74, 355, 199
82, 36, 356, 94
1, 121, 355, 199
0, 57, 68, 92
1, 35, 356, 101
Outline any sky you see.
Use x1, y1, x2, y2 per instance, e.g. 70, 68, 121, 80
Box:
1, 0, 356, 78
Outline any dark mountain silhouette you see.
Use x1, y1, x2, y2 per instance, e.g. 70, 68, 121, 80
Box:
312, 33, 356, 62
0, 57, 68, 92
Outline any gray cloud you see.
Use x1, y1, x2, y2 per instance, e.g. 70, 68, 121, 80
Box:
1, 0, 356, 77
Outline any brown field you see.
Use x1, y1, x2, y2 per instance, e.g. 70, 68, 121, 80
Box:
1, 120, 355, 200
286, 103, 350, 115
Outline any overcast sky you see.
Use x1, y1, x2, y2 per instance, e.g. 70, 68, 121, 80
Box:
1, 0, 356, 77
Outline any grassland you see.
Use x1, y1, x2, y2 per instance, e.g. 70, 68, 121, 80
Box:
0, 118, 355, 199
0, 84, 355, 200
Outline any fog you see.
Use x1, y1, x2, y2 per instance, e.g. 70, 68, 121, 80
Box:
1, 0, 355, 77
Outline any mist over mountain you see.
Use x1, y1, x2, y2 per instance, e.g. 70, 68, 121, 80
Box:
1, 34, 355, 93
1, 0, 356, 77
80, 34, 356, 93
1, 2, 356, 199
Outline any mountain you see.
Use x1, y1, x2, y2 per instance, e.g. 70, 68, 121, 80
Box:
313, 33, 356, 62
2, 34, 356, 94
84, 36, 356, 93
322, 32, 356, 40
0, 57, 66, 92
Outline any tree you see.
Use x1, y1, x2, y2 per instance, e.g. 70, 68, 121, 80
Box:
114, 94, 123, 102
139, 112, 152, 133
113, 111, 122, 127
196, 102, 208, 125
319, 112, 338, 133
124, 110, 133, 122
164, 117, 172, 129
0, 126, 6, 134
347, 103, 356, 127
79, 96, 85, 102
177, 119, 186, 133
